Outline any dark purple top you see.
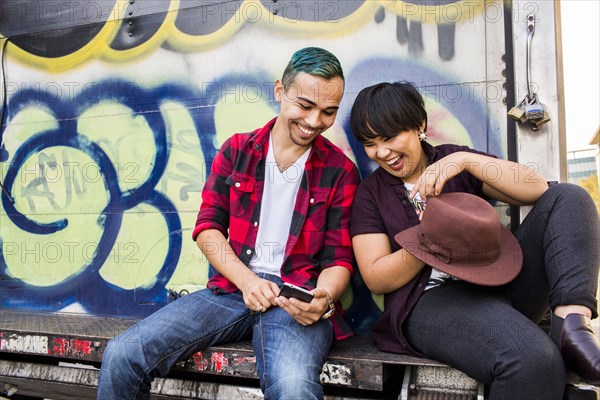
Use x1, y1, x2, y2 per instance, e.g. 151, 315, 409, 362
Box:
350, 142, 494, 355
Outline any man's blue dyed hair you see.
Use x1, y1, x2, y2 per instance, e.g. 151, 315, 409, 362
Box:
282, 47, 344, 90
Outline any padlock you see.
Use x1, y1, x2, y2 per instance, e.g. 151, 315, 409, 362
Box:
508, 106, 527, 123
533, 111, 551, 128
525, 102, 545, 120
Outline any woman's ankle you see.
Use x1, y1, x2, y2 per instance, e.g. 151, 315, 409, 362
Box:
554, 305, 592, 319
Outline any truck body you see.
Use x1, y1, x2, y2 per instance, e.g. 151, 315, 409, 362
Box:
0, 1, 569, 398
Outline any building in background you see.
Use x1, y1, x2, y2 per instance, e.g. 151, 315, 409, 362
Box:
567, 127, 600, 210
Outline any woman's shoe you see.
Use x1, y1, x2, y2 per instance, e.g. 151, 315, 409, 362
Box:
560, 313, 600, 385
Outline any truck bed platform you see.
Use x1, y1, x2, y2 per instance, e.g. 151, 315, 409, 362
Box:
0, 309, 483, 399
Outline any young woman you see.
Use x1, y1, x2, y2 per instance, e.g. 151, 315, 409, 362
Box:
349, 81, 599, 399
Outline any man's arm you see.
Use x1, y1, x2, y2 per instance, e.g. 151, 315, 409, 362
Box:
196, 229, 280, 311
194, 136, 279, 311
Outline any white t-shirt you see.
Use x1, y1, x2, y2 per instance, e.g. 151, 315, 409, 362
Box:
249, 135, 310, 276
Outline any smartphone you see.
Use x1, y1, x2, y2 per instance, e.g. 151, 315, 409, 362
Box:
278, 283, 314, 303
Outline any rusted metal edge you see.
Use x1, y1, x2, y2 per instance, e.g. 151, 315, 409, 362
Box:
0, 310, 448, 392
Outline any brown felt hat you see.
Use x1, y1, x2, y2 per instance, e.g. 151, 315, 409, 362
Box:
394, 192, 523, 286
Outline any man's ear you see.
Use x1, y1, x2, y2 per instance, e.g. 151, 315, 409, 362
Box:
274, 80, 284, 102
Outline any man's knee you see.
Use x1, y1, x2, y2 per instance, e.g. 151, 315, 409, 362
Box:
103, 338, 120, 362
102, 335, 138, 370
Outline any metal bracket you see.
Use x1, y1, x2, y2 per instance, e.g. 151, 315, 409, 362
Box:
525, 13, 536, 101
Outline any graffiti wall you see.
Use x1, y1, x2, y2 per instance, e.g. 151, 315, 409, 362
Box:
1, 0, 511, 333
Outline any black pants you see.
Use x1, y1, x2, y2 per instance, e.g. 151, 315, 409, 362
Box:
405, 183, 599, 400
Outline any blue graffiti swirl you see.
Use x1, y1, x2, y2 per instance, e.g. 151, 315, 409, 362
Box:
0, 79, 218, 317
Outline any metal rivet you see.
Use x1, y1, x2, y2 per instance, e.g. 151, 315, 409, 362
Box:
246, 249, 252, 255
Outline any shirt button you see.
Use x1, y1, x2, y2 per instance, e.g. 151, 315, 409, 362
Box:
253, 221, 258, 227
310, 198, 315, 204
235, 182, 241, 188
402, 200, 408, 206
246, 249, 252, 255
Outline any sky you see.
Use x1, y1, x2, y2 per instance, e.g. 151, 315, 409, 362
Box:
560, 0, 600, 151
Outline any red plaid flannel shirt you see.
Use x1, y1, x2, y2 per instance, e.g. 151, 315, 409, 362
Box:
192, 118, 360, 339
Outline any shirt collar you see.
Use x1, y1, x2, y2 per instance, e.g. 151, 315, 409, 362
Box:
248, 117, 328, 163
248, 117, 276, 151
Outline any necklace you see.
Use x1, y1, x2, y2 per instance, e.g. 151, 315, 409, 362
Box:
405, 189, 426, 213
276, 160, 294, 173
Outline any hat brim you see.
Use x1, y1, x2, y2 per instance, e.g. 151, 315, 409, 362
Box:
394, 225, 523, 286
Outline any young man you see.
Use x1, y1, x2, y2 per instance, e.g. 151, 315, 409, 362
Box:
97, 47, 360, 400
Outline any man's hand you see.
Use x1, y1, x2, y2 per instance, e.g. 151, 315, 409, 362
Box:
239, 276, 280, 313
275, 287, 329, 325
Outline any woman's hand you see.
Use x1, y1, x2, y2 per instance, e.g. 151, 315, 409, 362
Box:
410, 152, 465, 201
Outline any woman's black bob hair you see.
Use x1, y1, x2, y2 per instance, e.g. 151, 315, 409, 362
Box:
350, 81, 428, 143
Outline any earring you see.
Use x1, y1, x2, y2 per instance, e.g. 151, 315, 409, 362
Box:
418, 131, 428, 141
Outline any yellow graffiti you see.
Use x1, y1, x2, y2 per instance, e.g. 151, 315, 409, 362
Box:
424, 95, 473, 148
0, 101, 201, 289
158, 101, 212, 291
99, 203, 169, 290
4, 0, 127, 72
165, 0, 247, 53
78, 102, 154, 194
2, 0, 497, 71
102, 0, 180, 62
2, 144, 108, 286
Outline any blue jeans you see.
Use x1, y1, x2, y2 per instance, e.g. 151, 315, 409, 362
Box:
97, 274, 333, 399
